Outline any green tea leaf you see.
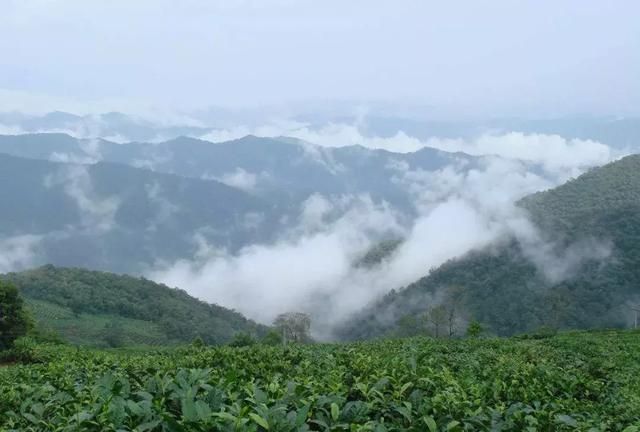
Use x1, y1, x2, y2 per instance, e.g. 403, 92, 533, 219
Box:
330, 403, 340, 421
249, 413, 269, 430
423, 416, 437, 432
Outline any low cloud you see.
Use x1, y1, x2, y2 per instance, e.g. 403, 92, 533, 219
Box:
148, 195, 403, 328
44, 165, 120, 233
148, 140, 616, 338
0, 234, 42, 273
145, 182, 180, 232
199, 122, 425, 153
197, 122, 623, 170
208, 168, 261, 192
0, 124, 25, 135
1, 115, 620, 337
424, 132, 621, 177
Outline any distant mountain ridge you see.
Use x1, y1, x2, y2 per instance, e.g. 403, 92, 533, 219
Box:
0, 132, 476, 212
0, 111, 210, 142
3, 110, 640, 150
0, 132, 481, 276
0, 152, 277, 273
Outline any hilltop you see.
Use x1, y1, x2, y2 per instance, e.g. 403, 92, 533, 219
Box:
1, 265, 267, 347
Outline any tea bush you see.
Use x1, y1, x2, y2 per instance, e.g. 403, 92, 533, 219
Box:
1, 330, 639, 431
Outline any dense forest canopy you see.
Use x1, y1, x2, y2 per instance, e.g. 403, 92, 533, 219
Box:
0, 280, 31, 349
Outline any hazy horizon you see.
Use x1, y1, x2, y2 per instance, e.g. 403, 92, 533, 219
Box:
2, 0, 640, 119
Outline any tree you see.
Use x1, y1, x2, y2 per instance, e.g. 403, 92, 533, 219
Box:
443, 285, 464, 337
191, 336, 205, 348
0, 280, 32, 350
397, 314, 421, 337
261, 329, 283, 346
424, 305, 448, 338
273, 312, 311, 344
68, 298, 84, 318
466, 320, 483, 338
102, 320, 126, 348
446, 306, 457, 337
229, 332, 256, 347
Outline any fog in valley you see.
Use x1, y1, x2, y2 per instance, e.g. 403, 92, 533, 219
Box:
1, 0, 639, 337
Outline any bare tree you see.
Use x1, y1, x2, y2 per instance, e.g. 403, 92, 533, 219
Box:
273, 312, 311, 344
447, 306, 457, 338
425, 286, 464, 338
424, 305, 447, 338
631, 305, 640, 330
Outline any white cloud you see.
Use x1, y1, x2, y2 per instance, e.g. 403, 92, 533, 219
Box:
209, 168, 259, 192
0, 234, 42, 273
197, 123, 624, 174
148, 138, 617, 339
199, 122, 425, 153
145, 182, 179, 232
0, 111, 621, 337
148, 195, 403, 328
298, 194, 334, 232
0, 124, 25, 135
44, 165, 120, 233
425, 132, 621, 177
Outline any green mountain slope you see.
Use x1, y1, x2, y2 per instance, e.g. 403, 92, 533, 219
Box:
339, 155, 640, 339
0, 152, 276, 273
1, 265, 267, 347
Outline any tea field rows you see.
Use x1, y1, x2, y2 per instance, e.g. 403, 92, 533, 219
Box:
1, 331, 639, 431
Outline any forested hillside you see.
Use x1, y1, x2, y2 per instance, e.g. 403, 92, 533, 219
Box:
1, 265, 266, 346
339, 155, 640, 339
0, 153, 276, 272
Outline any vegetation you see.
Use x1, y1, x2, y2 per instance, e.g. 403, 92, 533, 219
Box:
339, 155, 640, 339
0, 151, 274, 273
0, 280, 31, 350
273, 312, 312, 344
0, 330, 639, 430
355, 238, 403, 268
1, 266, 267, 347
466, 321, 483, 338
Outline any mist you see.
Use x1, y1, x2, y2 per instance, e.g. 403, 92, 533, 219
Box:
0, 109, 623, 337
148, 131, 619, 338
0, 0, 632, 334
0, 234, 42, 274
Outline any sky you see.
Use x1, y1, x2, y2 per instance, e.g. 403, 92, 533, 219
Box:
1, 0, 639, 117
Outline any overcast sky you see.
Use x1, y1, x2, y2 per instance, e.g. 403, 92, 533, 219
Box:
2, 0, 639, 117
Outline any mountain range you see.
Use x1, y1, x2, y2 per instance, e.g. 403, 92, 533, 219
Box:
3, 110, 640, 151
1, 122, 639, 344
0, 133, 473, 210
0, 151, 278, 273
0, 132, 476, 273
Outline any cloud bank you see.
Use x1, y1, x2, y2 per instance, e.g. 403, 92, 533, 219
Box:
0, 118, 621, 337
149, 132, 619, 338
199, 121, 622, 170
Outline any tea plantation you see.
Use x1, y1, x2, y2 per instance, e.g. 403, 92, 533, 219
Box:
1, 331, 639, 431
